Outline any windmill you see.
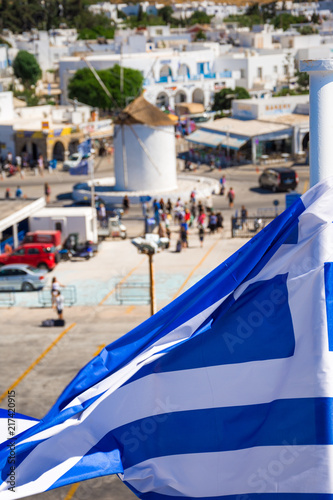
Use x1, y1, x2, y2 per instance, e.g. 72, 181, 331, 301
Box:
82, 58, 178, 193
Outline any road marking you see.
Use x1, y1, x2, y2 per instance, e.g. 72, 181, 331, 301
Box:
172, 237, 220, 300
93, 344, 106, 357
64, 482, 80, 500
126, 305, 136, 314
0, 323, 76, 404
303, 180, 309, 193
98, 257, 146, 306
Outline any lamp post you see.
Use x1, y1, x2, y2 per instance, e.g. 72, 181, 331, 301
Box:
131, 235, 169, 316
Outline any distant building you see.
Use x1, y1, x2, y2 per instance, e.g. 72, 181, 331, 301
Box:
0, 91, 112, 161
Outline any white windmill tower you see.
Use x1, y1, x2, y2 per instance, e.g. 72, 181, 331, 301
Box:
113, 95, 178, 193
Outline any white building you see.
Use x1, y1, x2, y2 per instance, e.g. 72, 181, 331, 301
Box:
215, 49, 294, 92
2, 29, 78, 73
59, 44, 237, 109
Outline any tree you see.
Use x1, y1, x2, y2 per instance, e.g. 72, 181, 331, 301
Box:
295, 70, 309, 92
158, 5, 173, 24
188, 11, 212, 25
13, 51, 42, 87
212, 87, 250, 112
194, 29, 207, 41
68, 65, 144, 111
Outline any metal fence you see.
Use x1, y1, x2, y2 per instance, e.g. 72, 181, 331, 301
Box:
231, 216, 277, 238
0, 291, 15, 307
38, 286, 77, 307
115, 282, 150, 305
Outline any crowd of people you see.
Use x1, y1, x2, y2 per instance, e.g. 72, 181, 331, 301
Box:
0, 152, 52, 180
145, 191, 225, 251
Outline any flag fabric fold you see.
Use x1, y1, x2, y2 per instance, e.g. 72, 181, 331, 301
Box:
1, 178, 333, 499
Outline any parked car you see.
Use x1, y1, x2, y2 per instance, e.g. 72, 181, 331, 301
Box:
259, 167, 299, 192
0, 243, 60, 271
0, 264, 47, 291
62, 152, 91, 172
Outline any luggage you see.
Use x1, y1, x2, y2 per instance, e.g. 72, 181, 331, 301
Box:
176, 240, 182, 253
42, 319, 54, 327
54, 319, 65, 327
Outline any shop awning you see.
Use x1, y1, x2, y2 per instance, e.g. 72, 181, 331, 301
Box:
186, 129, 248, 150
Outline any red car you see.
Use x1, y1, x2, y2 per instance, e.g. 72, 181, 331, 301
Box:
0, 243, 60, 271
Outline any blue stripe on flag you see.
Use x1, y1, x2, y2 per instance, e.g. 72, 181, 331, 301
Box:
126, 274, 294, 384
108, 398, 333, 469
325, 262, 333, 351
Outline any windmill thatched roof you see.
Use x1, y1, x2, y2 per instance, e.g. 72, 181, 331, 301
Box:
115, 95, 175, 127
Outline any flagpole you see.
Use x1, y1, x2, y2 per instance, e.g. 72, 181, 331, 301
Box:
300, 59, 333, 186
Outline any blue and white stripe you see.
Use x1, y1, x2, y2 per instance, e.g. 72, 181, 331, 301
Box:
1, 178, 333, 499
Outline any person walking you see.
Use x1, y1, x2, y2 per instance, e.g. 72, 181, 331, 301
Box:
15, 185, 23, 198
220, 175, 226, 195
37, 154, 44, 176
53, 290, 64, 321
16, 155, 23, 178
241, 205, 248, 228
198, 224, 205, 248
123, 195, 130, 213
227, 187, 235, 208
51, 277, 64, 307
44, 183, 51, 204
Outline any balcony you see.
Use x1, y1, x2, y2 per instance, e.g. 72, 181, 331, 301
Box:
144, 71, 232, 86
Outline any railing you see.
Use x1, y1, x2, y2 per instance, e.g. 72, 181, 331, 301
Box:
231, 216, 277, 238
145, 71, 232, 86
0, 291, 15, 307
38, 286, 77, 307
115, 282, 150, 305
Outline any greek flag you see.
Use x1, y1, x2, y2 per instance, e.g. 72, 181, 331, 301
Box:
1, 178, 333, 499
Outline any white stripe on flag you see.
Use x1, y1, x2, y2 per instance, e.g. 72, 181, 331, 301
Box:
122, 445, 333, 497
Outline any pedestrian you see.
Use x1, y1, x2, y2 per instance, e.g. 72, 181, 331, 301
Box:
16, 155, 23, 178
220, 175, 226, 195
15, 185, 23, 198
197, 210, 206, 226
44, 183, 51, 204
53, 290, 64, 321
208, 212, 217, 234
241, 205, 248, 228
166, 198, 173, 214
5, 187, 10, 199
180, 221, 188, 249
198, 224, 205, 248
51, 277, 64, 307
37, 154, 44, 176
216, 212, 224, 231
98, 203, 107, 227
6, 151, 13, 164
227, 187, 235, 208
123, 194, 130, 213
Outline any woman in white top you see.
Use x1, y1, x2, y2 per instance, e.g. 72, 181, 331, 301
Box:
51, 277, 64, 306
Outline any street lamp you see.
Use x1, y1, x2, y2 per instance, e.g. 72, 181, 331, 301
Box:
131, 234, 169, 316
